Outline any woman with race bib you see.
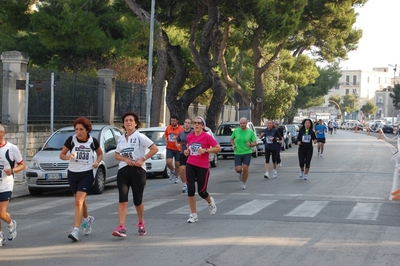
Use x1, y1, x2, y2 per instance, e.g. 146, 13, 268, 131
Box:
60, 117, 103, 242
297, 119, 317, 180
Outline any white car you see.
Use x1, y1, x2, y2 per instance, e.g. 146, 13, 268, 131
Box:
139, 126, 217, 178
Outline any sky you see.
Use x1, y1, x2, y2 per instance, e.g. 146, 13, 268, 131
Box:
340, 0, 400, 72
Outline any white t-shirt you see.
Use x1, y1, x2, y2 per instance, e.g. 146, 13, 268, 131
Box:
116, 131, 154, 170
0, 142, 23, 192
68, 135, 97, 173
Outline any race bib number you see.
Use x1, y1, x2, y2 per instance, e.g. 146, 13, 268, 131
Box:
302, 135, 311, 143
121, 147, 135, 160
189, 142, 202, 156
266, 137, 274, 144
168, 133, 177, 142
317, 130, 323, 135
75, 147, 92, 164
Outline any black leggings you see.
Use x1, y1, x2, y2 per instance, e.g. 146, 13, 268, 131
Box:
117, 166, 146, 206
265, 149, 277, 164
298, 146, 313, 168
185, 163, 210, 199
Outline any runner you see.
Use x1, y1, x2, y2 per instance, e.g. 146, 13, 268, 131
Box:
315, 119, 328, 157
184, 116, 221, 223
60, 117, 103, 242
0, 125, 25, 246
176, 118, 194, 193
260, 120, 282, 179
112, 112, 158, 237
164, 115, 184, 183
297, 119, 317, 180
230, 117, 257, 190
274, 120, 284, 167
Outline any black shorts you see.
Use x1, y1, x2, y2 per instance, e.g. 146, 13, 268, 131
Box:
0, 191, 12, 202
67, 169, 94, 194
317, 138, 326, 143
179, 153, 188, 165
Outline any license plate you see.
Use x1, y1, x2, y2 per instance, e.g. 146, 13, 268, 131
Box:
45, 173, 62, 180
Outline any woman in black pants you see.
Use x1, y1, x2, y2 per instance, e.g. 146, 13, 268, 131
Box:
297, 119, 317, 180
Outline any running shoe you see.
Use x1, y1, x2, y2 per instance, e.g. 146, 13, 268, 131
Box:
320, 153, 323, 157
112, 225, 127, 237
299, 171, 304, 179
278, 163, 282, 167
7, 220, 17, 241
82, 216, 94, 236
241, 183, 246, 190
169, 170, 175, 181
68, 228, 79, 242
137, 222, 147, 236
182, 184, 188, 193
273, 170, 277, 179
304, 174, 308, 180
0, 232, 5, 246
264, 172, 269, 179
208, 197, 217, 215
187, 213, 198, 223
174, 176, 179, 184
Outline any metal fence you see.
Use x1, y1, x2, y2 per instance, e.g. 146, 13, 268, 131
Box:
114, 81, 146, 123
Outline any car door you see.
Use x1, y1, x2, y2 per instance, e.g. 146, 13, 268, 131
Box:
101, 127, 121, 180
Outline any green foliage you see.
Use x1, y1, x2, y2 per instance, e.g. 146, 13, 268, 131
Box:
390, 84, 400, 110
329, 94, 358, 114
360, 101, 377, 116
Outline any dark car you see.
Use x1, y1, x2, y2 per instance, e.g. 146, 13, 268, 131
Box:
286, 124, 299, 144
382, 125, 394, 134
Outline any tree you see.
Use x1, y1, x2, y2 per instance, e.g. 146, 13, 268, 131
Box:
360, 101, 377, 118
390, 84, 400, 110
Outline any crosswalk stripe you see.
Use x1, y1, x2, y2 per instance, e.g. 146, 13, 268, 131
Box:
167, 199, 225, 214
121, 199, 176, 215
284, 201, 330, 217
13, 199, 69, 215
223, 199, 277, 215
346, 202, 382, 220
55, 199, 117, 215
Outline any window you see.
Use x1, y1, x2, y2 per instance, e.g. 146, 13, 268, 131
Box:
352, 75, 357, 85
103, 129, 116, 152
346, 75, 350, 84
367, 77, 370, 83
345, 89, 349, 94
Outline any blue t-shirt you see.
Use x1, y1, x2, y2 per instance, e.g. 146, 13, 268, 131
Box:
315, 124, 327, 138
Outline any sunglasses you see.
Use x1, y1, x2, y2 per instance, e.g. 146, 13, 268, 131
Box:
193, 121, 203, 125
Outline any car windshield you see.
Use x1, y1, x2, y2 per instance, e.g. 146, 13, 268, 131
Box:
140, 131, 166, 146
286, 125, 296, 133
42, 130, 101, 150
215, 124, 240, 136
255, 128, 264, 136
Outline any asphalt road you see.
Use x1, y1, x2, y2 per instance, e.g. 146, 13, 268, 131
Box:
3, 130, 400, 266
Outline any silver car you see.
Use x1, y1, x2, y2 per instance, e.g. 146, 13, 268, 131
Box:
26, 125, 123, 195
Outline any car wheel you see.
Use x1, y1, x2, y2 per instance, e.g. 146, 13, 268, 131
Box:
210, 154, 217, 168
161, 165, 169, 178
91, 167, 105, 194
29, 188, 43, 196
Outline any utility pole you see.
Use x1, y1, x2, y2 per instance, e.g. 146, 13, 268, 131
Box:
389, 64, 397, 125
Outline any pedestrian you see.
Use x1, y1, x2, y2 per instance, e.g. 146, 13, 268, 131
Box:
261, 120, 282, 179
0, 125, 25, 246
328, 120, 334, 135
184, 116, 221, 223
274, 120, 284, 167
164, 115, 184, 183
297, 119, 317, 180
230, 117, 257, 190
59, 117, 103, 242
112, 112, 158, 237
176, 118, 194, 193
315, 119, 328, 157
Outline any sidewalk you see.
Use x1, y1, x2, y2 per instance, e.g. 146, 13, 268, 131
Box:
13, 171, 30, 199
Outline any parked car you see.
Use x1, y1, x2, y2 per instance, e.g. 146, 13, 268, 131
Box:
139, 127, 217, 177
214, 121, 258, 158
286, 124, 299, 144
382, 124, 394, 134
254, 126, 266, 155
26, 125, 123, 195
279, 125, 292, 150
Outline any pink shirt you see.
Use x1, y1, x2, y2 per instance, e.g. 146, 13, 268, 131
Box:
187, 131, 218, 169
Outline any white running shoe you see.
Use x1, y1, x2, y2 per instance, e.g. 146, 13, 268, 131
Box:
68, 228, 79, 242
264, 172, 269, 179
299, 171, 304, 179
174, 177, 179, 184
304, 174, 308, 180
320, 154, 323, 157
0, 232, 5, 246
241, 183, 246, 190
7, 220, 17, 241
187, 213, 198, 223
82, 216, 94, 236
208, 197, 217, 215
182, 184, 188, 193
273, 170, 277, 179
278, 163, 282, 167
169, 170, 175, 181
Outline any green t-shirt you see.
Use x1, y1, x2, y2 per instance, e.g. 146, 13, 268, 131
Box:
231, 128, 257, 155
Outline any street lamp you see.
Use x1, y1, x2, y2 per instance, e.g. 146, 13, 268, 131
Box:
388, 64, 397, 125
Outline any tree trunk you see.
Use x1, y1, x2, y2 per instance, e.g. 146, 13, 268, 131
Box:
206, 75, 227, 131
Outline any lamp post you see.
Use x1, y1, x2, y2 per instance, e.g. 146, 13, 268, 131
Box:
145, 0, 155, 127
389, 64, 397, 125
